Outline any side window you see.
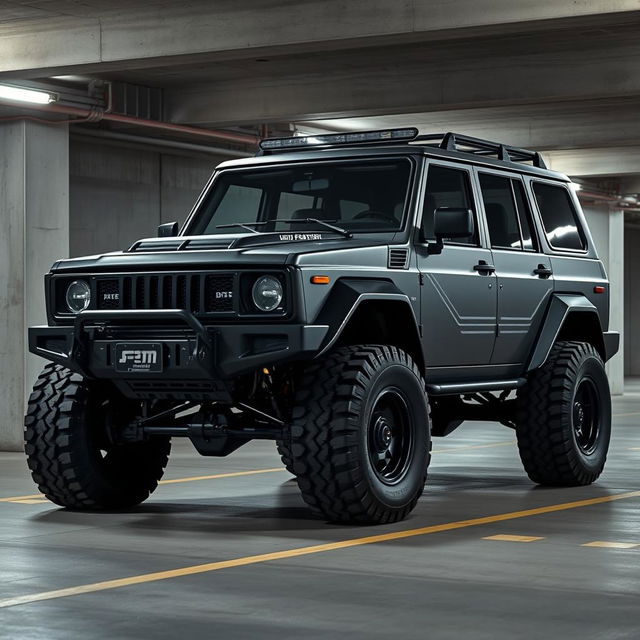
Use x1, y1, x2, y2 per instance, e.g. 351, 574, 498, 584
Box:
478, 174, 539, 252
532, 182, 585, 251
512, 180, 537, 251
479, 173, 522, 250
423, 165, 478, 245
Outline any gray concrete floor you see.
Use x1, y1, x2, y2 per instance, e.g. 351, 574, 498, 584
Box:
2, 392, 640, 640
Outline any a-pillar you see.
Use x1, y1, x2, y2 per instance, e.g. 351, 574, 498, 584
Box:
581, 201, 624, 395
0, 121, 69, 450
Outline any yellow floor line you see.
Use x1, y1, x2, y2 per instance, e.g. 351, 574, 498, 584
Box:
159, 468, 285, 485
1, 441, 518, 503
0, 468, 287, 503
483, 534, 544, 543
582, 541, 640, 549
0, 493, 43, 503
612, 411, 640, 418
432, 441, 514, 454
1, 490, 639, 609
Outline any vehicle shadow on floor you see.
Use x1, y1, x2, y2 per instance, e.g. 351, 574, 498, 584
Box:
26, 471, 623, 539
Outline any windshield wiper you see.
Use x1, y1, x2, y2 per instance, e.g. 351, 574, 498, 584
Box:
275, 218, 353, 239
215, 222, 266, 234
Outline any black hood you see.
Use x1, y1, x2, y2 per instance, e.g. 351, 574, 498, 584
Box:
51, 232, 389, 273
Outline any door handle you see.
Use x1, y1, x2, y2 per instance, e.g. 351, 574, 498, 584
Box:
533, 264, 553, 278
473, 260, 496, 274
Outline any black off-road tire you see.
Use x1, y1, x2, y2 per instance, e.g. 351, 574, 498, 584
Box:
290, 345, 430, 524
24, 363, 171, 510
516, 341, 611, 486
275, 439, 294, 474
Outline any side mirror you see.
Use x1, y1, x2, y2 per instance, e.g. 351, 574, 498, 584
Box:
428, 208, 474, 254
158, 221, 179, 238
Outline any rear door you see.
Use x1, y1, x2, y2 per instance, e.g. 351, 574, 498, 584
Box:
416, 161, 497, 369
475, 170, 553, 366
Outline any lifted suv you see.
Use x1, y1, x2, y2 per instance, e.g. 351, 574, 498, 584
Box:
26, 128, 619, 524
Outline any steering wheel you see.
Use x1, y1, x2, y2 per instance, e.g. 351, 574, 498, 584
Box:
353, 210, 398, 225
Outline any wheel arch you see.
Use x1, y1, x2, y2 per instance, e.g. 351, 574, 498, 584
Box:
527, 294, 606, 372
314, 279, 424, 373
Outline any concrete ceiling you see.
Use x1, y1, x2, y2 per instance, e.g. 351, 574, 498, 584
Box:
0, 1, 178, 22
1, 1, 640, 181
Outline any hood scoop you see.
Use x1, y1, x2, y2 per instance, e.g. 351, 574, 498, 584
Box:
129, 238, 233, 252
128, 229, 351, 253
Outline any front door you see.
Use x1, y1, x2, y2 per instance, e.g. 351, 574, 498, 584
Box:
416, 162, 497, 370
475, 171, 553, 365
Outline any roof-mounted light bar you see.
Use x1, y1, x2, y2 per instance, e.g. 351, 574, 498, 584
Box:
260, 127, 419, 151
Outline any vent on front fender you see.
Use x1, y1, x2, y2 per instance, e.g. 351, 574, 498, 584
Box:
388, 248, 409, 269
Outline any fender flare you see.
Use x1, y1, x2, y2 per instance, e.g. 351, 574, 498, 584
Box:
314, 278, 420, 358
526, 293, 605, 372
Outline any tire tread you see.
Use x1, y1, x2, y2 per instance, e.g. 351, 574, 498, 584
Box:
516, 341, 610, 486
291, 345, 429, 524
24, 364, 170, 509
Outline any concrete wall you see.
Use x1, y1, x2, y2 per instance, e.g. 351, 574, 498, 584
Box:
69, 139, 221, 257
624, 225, 640, 376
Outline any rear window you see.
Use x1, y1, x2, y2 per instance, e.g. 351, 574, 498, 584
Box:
532, 182, 585, 251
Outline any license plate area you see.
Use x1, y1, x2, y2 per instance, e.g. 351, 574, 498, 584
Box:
114, 343, 163, 373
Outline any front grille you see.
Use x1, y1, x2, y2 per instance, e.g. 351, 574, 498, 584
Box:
205, 274, 234, 312
96, 273, 235, 314
97, 279, 120, 309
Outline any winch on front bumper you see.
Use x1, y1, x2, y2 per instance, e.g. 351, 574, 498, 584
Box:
29, 309, 328, 401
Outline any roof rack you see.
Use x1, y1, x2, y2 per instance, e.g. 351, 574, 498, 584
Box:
257, 127, 548, 170
416, 132, 547, 169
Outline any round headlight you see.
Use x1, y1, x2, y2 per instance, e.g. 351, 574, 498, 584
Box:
66, 280, 91, 313
252, 276, 283, 312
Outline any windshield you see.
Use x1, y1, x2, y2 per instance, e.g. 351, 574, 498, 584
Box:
186, 159, 412, 235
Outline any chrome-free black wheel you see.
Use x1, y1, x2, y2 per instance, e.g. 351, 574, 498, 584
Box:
516, 341, 611, 486
368, 389, 414, 485
290, 345, 430, 524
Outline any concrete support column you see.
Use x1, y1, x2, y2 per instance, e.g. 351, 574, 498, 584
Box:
582, 202, 624, 395
607, 206, 625, 395
0, 121, 69, 450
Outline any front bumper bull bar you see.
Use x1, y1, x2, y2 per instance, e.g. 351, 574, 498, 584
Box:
29, 308, 328, 381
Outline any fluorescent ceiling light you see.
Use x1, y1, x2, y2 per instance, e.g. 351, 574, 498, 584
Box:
0, 84, 57, 105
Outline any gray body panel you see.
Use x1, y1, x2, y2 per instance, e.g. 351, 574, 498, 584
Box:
490, 248, 554, 365
31, 138, 618, 397
416, 244, 496, 367
549, 254, 609, 328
